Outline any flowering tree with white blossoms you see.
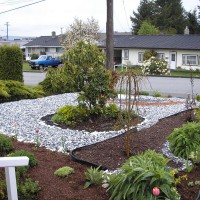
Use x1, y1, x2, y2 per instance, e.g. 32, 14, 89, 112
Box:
62, 17, 100, 50
141, 56, 170, 75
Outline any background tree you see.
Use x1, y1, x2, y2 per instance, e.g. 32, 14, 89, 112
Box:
62, 17, 99, 50
130, 0, 157, 34
138, 21, 160, 35
186, 10, 200, 34
131, 0, 186, 34
155, 0, 186, 34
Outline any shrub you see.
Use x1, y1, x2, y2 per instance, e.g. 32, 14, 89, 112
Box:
8, 150, 37, 167
108, 150, 180, 200
0, 45, 23, 82
196, 94, 200, 102
143, 49, 157, 61
30, 53, 39, 60
141, 56, 169, 75
0, 133, 13, 156
139, 91, 149, 96
0, 80, 44, 103
189, 146, 200, 164
51, 105, 89, 126
84, 166, 105, 189
167, 122, 200, 159
8, 150, 38, 178
18, 178, 40, 200
54, 166, 74, 177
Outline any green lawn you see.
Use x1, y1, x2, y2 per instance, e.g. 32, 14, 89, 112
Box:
170, 70, 200, 77
23, 62, 33, 71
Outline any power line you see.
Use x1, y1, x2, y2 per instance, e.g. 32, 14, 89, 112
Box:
122, 0, 131, 30
0, 0, 46, 14
0, 0, 36, 5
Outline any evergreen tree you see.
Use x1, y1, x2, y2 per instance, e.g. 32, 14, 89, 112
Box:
155, 0, 186, 34
187, 10, 200, 34
131, 0, 186, 34
130, 0, 157, 34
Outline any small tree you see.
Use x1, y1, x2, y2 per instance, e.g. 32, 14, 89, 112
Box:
138, 21, 160, 35
62, 17, 99, 50
0, 45, 23, 82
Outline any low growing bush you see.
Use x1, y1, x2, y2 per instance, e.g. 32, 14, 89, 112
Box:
18, 178, 40, 200
54, 166, 74, 177
108, 150, 180, 200
167, 122, 200, 159
0, 133, 13, 156
51, 105, 89, 126
8, 150, 38, 178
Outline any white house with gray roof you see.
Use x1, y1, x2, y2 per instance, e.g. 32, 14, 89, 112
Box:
24, 32, 200, 70
99, 34, 200, 70
23, 32, 63, 60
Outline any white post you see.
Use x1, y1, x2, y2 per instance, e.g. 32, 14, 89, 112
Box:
0, 157, 29, 200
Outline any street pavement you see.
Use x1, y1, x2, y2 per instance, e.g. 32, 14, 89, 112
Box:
23, 72, 200, 98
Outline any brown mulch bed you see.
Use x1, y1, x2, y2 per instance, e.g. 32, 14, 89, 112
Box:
1, 110, 200, 200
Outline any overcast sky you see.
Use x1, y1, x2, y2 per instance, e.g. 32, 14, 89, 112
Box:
0, 0, 199, 37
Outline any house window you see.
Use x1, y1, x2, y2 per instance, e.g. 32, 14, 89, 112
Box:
157, 53, 165, 60
138, 52, 144, 63
182, 54, 198, 65
124, 49, 129, 60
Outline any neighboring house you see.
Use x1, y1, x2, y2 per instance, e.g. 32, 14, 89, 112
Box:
24, 32, 63, 60
99, 34, 200, 70
0, 38, 33, 59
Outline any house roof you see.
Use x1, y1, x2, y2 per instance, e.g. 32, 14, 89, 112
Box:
24, 35, 62, 47
100, 35, 200, 50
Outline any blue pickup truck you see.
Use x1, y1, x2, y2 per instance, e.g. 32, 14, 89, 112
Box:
29, 55, 62, 70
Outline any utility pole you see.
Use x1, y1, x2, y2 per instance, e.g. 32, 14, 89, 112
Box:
106, 0, 114, 70
5, 22, 9, 40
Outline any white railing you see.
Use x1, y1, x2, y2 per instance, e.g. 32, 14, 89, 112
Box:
0, 157, 29, 200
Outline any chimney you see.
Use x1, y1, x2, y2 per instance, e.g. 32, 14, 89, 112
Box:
184, 26, 189, 35
52, 31, 56, 38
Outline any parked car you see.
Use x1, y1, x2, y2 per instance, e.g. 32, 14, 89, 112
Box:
29, 55, 62, 70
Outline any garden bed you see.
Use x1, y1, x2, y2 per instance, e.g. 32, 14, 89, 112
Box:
1, 110, 199, 200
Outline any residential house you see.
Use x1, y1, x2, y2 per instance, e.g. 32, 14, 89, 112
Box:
23, 30, 200, 70
24, 31, 63, 60
99, 34, 200, 70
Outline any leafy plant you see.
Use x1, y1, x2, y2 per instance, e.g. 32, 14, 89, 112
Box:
18, 178, 40, 200
84, 166, 105, 189
189, 145, 200, 164
51, 105, 89, 126
196, 94, 200, 102
54, 166, 74, 177
167, 122, 200, 159
139, 90, 149, 96
0, 133, 13, 156
141, 56, 169, 75
152, 92, 162, 97
188, 180, 200, 187
8, 150, 38, 178
108, 150, 180, 200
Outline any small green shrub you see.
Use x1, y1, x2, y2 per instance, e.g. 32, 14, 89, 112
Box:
196, 94, 200, 102
0, 133, 13, 156
54, 166, 74, 177
8, 150, 37, 167
139, 91, 149, 96
103, 104, 119, 118
108, 150, 180, 200
8, 150, 38, 177
18, 178, 40, 200
189, 146, 200, 164
51, 105, 89, 126
167, 122, 200, 159
30, 53, 39, 60
152, 92, 162, 97
84, 166, 105, 189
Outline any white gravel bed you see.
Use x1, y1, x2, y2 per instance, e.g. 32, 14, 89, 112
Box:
0, 93, 188, 153
1, 93, 195, 170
